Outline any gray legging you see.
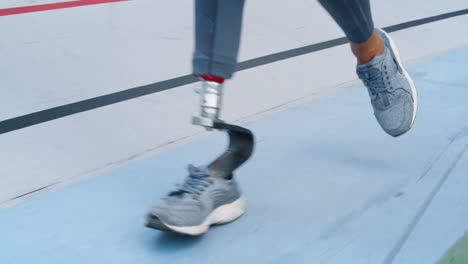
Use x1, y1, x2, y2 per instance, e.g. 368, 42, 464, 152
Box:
193, 0, 374, 79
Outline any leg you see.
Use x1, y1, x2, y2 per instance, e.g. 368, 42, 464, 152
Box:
319, 0, 418, 137
318, 0, 383, 64
318, 0, 374, 44
192, 0, 246, 128
193, 0, 245, 79
145, 0, 248, 236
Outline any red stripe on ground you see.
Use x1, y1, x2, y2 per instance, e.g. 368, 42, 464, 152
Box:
0, 0, 128, 16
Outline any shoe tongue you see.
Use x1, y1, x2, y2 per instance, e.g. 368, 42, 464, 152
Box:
167, 165, 210, 198
356, 48, 387, 73
188, 164, 208, 175
188, 164, 198, 173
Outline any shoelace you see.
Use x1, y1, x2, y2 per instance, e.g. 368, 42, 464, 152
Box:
169, 165, 214, 198
360, 67, 390, 95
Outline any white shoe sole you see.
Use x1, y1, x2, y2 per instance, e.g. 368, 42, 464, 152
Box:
148, 197, 245, 236
378, 28, 418, 129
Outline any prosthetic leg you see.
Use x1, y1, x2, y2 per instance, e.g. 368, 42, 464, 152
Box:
192, 80, 254, 179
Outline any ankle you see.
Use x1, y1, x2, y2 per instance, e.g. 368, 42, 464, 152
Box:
351, 31, 384, 64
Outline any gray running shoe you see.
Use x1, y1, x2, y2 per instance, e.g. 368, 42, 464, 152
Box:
357, 28, 418, 137
146, 165, 245, 236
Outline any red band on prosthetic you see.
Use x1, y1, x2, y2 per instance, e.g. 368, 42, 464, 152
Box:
199, 75, 225, 83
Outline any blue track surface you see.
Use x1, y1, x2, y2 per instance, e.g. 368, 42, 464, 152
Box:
1, 47, 468, 264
